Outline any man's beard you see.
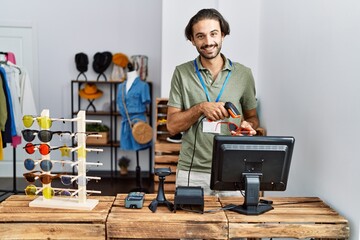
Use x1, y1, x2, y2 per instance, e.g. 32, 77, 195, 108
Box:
197, 42, 222, 60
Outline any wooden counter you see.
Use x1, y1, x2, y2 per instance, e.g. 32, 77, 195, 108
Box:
0, 195, 114, 239
0, 195, 350, 239
107, 194, 228, 239
220, 196, 350, 239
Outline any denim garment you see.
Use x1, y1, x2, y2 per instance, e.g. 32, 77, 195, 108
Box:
117, 77, 151, 151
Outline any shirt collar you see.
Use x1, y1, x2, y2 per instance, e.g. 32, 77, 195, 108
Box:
194, 54, 232, 72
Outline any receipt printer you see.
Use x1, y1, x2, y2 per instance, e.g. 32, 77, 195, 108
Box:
174, 186, 204, 213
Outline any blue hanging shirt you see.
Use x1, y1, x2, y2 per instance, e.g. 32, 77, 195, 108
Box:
0, 67, 17, 143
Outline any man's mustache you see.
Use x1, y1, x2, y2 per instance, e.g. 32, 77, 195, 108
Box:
201, 43, 218, 49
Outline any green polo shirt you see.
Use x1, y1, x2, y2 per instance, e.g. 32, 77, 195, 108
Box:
168, 55, 257, 173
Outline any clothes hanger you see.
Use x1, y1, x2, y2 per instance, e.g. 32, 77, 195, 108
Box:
0, 52, 7, 62
0, 52, 22, 74
6, 61, 22, 74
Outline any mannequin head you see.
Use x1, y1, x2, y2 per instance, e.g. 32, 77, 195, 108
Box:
127, 62, 135, 72
126, 62, 138, 83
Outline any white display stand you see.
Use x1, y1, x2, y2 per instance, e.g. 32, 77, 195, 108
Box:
28, 109, 103, 210
29, 196, 100, 210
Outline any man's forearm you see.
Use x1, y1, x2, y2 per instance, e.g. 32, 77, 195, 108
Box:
244, 116, 259, 130
167, 104, 204, 135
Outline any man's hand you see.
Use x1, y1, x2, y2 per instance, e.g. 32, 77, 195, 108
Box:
201, 102, 229, 121
231, 120, 257, 136
167, 101, 230, 135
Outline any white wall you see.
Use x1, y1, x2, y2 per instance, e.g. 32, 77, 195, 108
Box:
218, 1, 261, 86
161, 0, 217, 97
258, 1, 360, 239
161, 0, 261, 97
0, 0, 162, 174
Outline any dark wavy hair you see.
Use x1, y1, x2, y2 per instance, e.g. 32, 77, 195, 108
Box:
185, 8, 230, 41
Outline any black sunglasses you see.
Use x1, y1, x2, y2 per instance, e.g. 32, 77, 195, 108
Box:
22, 129, 71, 142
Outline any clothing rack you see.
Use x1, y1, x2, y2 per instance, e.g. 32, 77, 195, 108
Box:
0, 51, 24, 198
0, 51, 23, 200
0, 148, 20, 200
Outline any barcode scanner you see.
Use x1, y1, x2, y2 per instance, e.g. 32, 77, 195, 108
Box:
224, 102, 241, 118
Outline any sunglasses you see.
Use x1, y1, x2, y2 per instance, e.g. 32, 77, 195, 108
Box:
24, 158, 54, 172
22, 115, 53, 129
22, 130, 71, 142
60, 175, 100, 186
59, 145, 73, 157
23, 143, 62, 155
25, 185, 55, 199
25, 185, 100, 199
23, 171, 61, 185
58, 189, 72, 196
54, 145, 97, 159
216, 121, 250, 135
59, 132, 100, 144
24, 184, 38, 196
24, 158, 70, 172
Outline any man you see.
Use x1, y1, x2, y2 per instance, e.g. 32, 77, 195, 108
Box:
167, 8, 259, 195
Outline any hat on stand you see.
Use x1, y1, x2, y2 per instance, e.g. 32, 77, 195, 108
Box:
113, 53, 129, 68
75, 53, 89, 73
110, 53, 129, 82
93, 51, 112, 81
79, 83, 103, 100
93, 52, 112, 73
75, 52, 89, 80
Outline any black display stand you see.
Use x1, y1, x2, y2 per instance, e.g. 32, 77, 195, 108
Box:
224, 174, 273, 215
130, 149, 149, 193
0, 148, 22, 200
148, 168, 174, 212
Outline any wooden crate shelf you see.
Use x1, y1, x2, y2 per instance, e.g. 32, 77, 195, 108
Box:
154, 98, 180, 193
0, 195, 114, 239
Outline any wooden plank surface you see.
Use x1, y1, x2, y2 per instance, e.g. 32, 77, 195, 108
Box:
229, 223, 349, 239
155, 143, 181, 153
220, 196, 350, 239
0, 223, 105, 240
0, 195, 114, 239
107, 194, 228, 239
154, 155, 179, 164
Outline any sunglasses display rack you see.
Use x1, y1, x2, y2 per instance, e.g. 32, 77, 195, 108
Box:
25, 109, 104, 210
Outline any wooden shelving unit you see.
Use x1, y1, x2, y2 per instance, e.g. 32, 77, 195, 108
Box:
154, 98, 180, 193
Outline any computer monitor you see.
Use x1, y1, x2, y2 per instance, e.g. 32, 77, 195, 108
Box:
210, 135, 295, 215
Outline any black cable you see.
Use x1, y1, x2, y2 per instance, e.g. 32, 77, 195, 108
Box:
187, 116, 206, 186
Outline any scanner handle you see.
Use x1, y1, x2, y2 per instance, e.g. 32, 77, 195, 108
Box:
224, 102, 241, 118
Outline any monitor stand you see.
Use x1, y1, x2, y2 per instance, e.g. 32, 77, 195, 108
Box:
225, 174, 273, 215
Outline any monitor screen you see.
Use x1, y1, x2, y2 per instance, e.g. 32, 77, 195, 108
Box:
210, 135, 295, 215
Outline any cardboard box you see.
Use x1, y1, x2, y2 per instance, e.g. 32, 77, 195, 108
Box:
86, 132, 109, 145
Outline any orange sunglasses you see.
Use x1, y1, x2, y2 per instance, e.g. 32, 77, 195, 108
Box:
216, 121, 250, 135
23, 143, 61, 155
